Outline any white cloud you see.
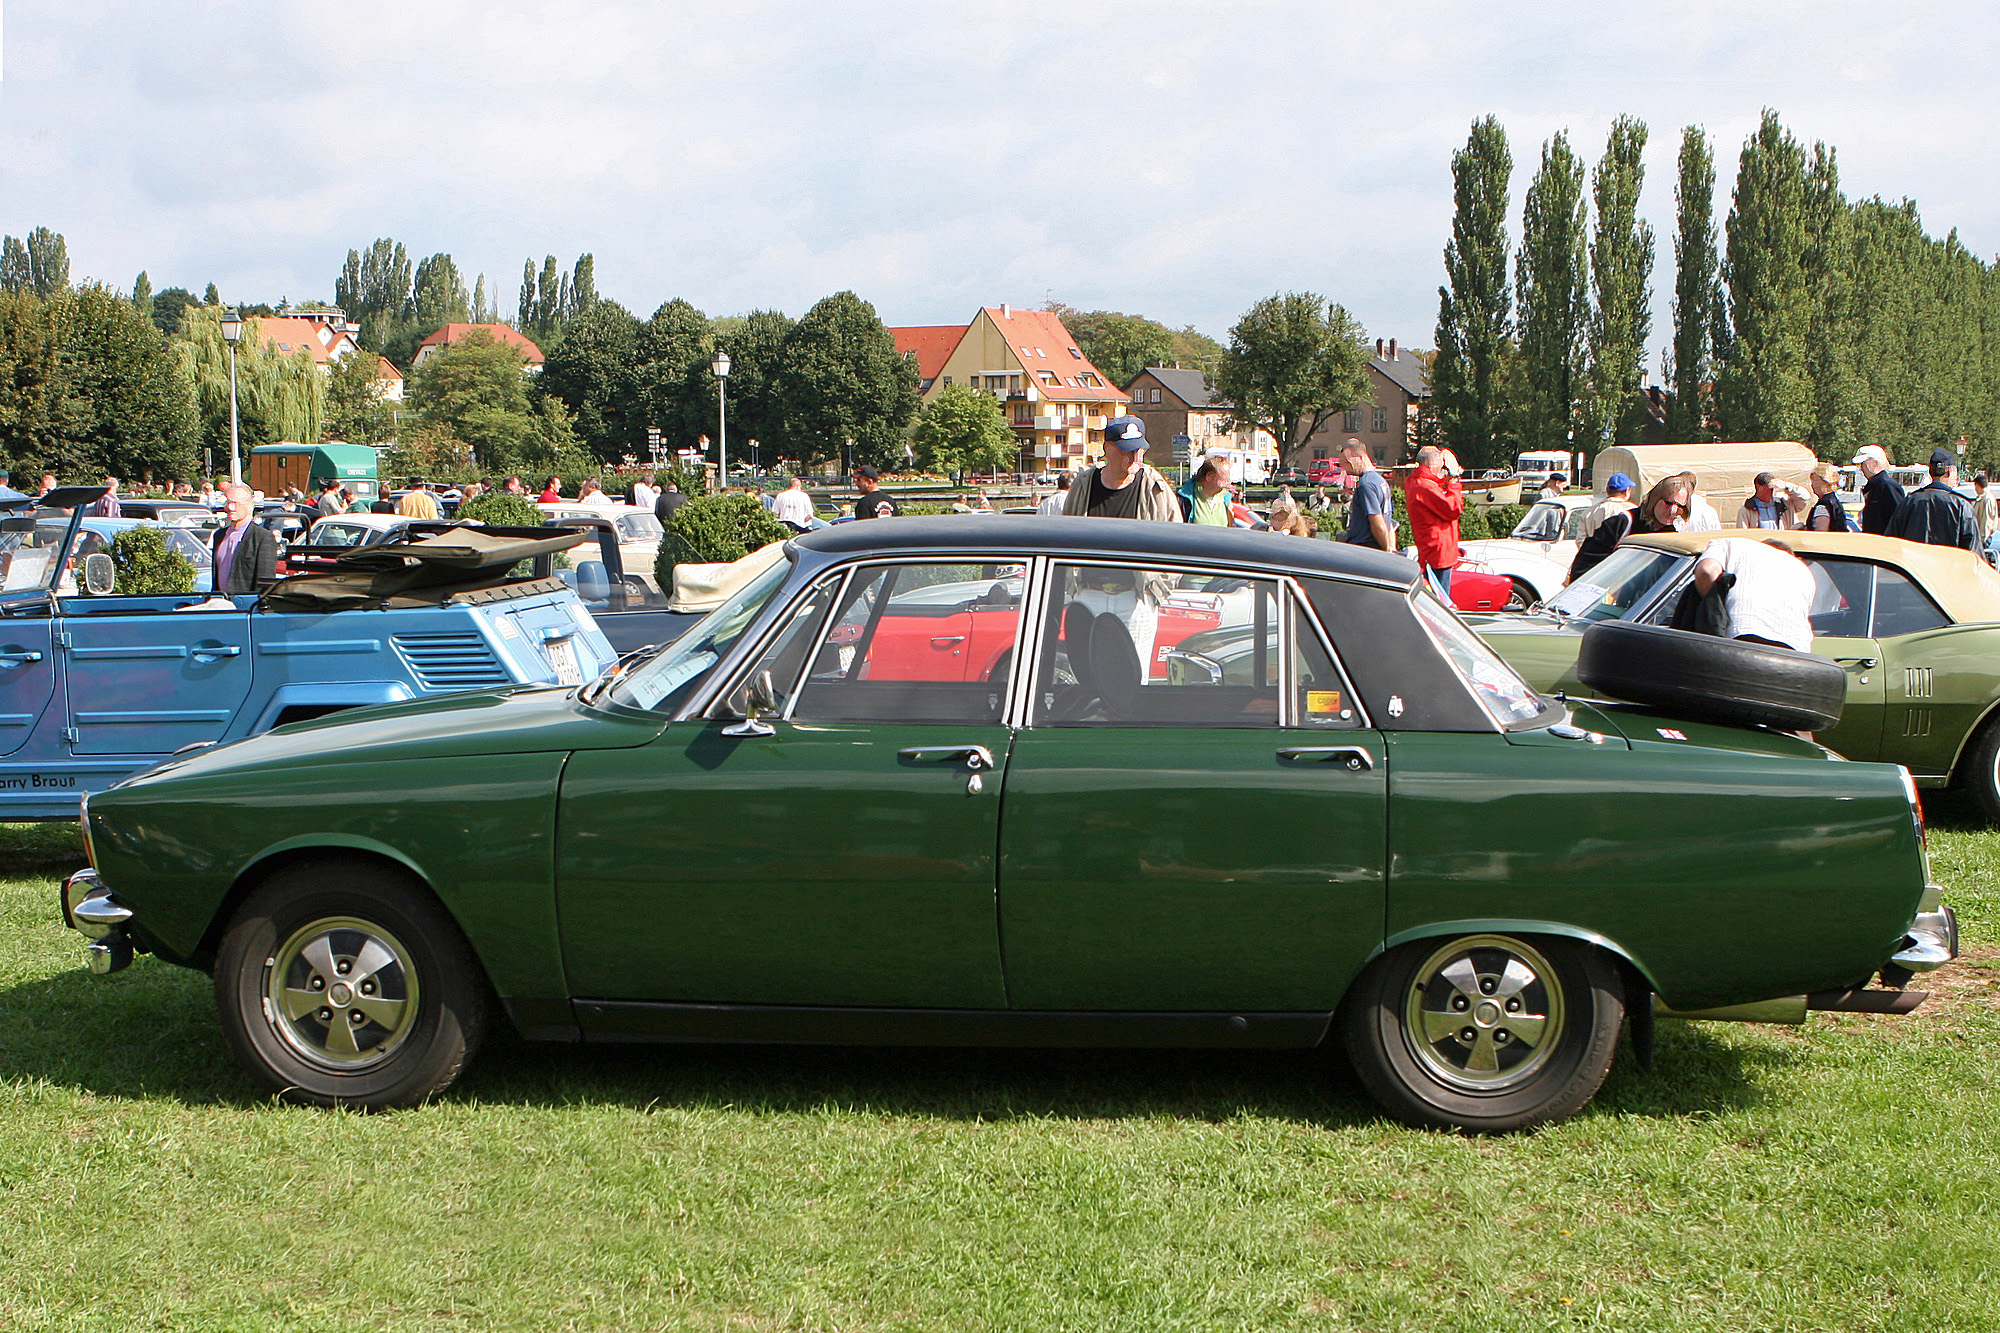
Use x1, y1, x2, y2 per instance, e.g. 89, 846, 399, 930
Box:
0, 0, 1993, 365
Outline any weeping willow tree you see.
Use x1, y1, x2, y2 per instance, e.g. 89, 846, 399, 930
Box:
177, 307, 324, 461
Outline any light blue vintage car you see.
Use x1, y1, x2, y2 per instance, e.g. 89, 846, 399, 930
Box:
0, 489, 616, 819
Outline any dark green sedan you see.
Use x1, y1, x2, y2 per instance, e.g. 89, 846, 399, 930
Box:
63, 519, 1952, 1132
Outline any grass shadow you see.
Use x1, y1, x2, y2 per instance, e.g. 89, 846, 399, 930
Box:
1, 958, 1778, 1132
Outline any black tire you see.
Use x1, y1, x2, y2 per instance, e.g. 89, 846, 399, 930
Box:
1577, 620, 1846, 732
214, 860, 486, 1108
1340, 933, 1624, 1134
1960, 715, 2000, 825
1505, 580, 1536, 612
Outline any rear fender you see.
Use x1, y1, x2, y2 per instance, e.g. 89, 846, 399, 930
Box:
1368, 918, 1665, 996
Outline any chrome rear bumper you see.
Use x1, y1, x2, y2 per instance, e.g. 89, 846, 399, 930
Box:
1890, 884, 1956, 974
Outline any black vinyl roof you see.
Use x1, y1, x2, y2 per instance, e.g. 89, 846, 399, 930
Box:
795, 515, 1418, 586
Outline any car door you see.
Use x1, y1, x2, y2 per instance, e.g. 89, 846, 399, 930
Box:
997, 563, 1387, 1013
0, 591, 57, 758
1867, 562, 1965, 778
58, 596, 256, 755
1799, 556, 1887, 763
556, 560, 1018, 1008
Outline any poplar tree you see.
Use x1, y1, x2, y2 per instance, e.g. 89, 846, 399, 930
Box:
26, 228, 68, 299
410, 253, 471, 330
1432, 116, 1514, 469
131, 271, 154, 317
1585, 116, 1654, 448
1717, 111, 1813, 441
1667, 127, 1722, 440
1513, 132, 1588, 455
1803, 143, 1862, 449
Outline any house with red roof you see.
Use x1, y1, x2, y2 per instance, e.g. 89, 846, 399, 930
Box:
888, 305, 1130, 472
257, 312, 363, 367
412, 322, 546, 372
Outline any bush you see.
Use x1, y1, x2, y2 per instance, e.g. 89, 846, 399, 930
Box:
106, 527, 196, 595
455, 492, 545, 528
1486, 503, 1529, 538
657, 493, 791, 589
1458, 504, 1492, 541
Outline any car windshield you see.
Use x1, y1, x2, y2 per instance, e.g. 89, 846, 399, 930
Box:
1410, 589, 1551, 728
1509, 501, 1569, 541
602, 553, 792, 713
1543, 546, 1684, 622
309, 521, 378, 548
616, 513, 664, 542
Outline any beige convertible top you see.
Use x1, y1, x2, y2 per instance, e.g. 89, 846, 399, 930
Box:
1629, 530, 2000, 626
666, 540, 789, 612
1592, 442, 1820, 516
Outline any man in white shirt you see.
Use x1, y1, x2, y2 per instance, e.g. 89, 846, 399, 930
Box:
1692, 538, 1815, 651
1037, 472, 1073, 515
631, 474, 658, 512
771, 477, 816, 529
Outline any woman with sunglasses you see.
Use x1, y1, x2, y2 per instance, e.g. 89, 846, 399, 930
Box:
1567, 475, 1692, 582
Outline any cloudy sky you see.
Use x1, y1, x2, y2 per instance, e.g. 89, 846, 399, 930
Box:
3, 1, 1994, 368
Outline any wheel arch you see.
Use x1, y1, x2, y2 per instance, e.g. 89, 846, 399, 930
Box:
1365, 918, 1664, 996
193, 835, 439, 970
1945, 694, 2000, 788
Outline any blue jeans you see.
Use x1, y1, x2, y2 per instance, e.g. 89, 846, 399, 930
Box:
1424, 565, 1454, 602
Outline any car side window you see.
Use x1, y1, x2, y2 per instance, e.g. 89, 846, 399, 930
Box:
1804, 558, 1873, 639
785, 562, 1022, 725
1033, 564, 1280, 727
1871, 566, 1950, 638
1293, 601, 1366, 729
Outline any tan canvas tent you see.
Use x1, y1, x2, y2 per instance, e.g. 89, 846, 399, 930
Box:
1591, 442, 1820, 518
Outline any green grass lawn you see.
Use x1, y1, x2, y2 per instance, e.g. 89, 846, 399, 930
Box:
3, 812, 1997, 1332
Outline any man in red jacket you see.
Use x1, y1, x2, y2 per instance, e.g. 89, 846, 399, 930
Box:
1405, 446, 1465, 601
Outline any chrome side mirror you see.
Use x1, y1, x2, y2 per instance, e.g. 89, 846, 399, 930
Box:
722, 669, 778, 738
81, 552, 116, 596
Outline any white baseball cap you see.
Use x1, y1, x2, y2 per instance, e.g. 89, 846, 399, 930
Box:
1852, 445, 1890, 467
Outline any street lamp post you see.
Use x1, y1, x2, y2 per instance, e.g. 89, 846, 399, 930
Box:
220, 309, 244, 486
712, 350, 731, 490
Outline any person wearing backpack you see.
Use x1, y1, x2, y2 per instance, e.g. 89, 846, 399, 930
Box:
1806, 462, 1856, 532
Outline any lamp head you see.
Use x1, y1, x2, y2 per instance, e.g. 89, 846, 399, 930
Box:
712, 349, 731, 379
220, 310, 244, 346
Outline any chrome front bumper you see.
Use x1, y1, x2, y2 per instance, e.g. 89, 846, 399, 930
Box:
61, 867, 134, 974
1890, 884, 1957, 974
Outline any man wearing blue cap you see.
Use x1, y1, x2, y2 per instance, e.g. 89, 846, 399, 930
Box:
1583, 472, 1636, 539
1887, 447, 1978, 549
1060, 415, 1182, 521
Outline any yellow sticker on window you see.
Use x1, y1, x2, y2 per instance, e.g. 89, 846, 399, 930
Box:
1306, 690, 1344, 714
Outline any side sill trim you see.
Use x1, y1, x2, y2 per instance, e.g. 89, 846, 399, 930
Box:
573, 1001, 1332, 1049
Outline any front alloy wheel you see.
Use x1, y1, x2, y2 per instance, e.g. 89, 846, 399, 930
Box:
1341, 933, 1624, 1133
215, 861, 485, 1108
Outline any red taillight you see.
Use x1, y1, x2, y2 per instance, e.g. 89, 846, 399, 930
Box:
1900, 769, 1925, 848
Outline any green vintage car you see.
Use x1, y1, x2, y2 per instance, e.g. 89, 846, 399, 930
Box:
63, 518, 1952, 1133
1468, 530, 2000, 822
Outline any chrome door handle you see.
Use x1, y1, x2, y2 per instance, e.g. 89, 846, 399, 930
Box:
0, 650, 44, 665
930, 636, 966, 649
1834, 657, 1878, 669
1278, 746, 1374, 771
899, 745, 994, 771
191, 645, 243, 660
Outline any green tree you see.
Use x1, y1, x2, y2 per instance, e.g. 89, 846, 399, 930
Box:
0, 238, 28, 294
914, 383, 1016, 477
1433, 116, 1515, 468
712, 309, 795, 464
410, 253, 471, 332
632, 298, 714, 457
1584, 115, 1655, 448
538, 299, 641, 459
1513, 131, 1588, 455
26, 228, 68, 300
151, 287, 195, 336
323, 350, 397, 447
1211, 292, 1373, 467
48, 285, 200, 481
131, 271, 153, 317
1717, 110, 1814, 442
178, 307, 324, 459
0, 290, 67, 470
335, 239, 412, 352
778, 292, 921, 469
1667, 126, 1723, 441
471, 274, 493, 324
1803, 143, 1863, 450
202, 283, 220, 308
407, 329, 576, 472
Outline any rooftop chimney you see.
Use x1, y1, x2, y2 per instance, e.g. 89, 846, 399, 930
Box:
1001, 303, 1012, 319
1375, 338, 1384, 358
1388, 339, 1398, 360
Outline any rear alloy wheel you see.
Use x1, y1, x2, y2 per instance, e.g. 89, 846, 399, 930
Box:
1963, 717, 2000, 826
1505, 580, 1536, 612
1341, 933, 1623, 1133
215, 862, 486, 1108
